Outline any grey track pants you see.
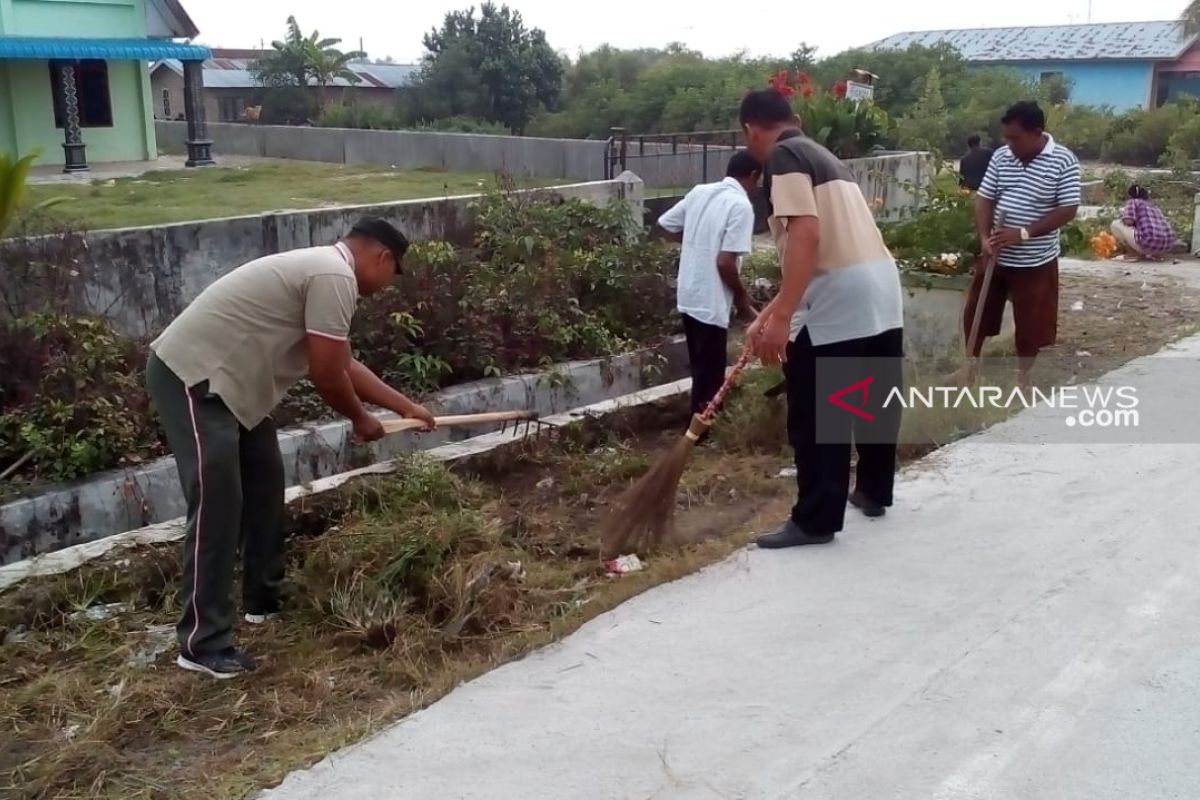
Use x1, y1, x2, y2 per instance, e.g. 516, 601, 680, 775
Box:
145, 354, 286, 656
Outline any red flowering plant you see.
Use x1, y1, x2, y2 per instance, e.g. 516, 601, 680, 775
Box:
761, 70, 888, 159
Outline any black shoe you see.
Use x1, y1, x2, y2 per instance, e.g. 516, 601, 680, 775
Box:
755, 520, 835, 549
849, 490, 886, 518
177, 647, 258, 679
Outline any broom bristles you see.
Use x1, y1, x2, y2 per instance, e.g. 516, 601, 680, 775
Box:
601, 416, 708, 558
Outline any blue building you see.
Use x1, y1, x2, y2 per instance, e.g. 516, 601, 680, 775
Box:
870, 21, 1200, 111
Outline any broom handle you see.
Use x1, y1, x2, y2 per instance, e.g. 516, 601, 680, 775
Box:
966, 210, 1006, 362
381, 410, 536, 434
699, 344, 756, 423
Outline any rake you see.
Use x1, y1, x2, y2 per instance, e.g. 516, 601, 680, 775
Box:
381, 410, 559, 437
601, 344, 756, 558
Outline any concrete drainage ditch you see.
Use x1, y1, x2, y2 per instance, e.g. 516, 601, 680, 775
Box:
0, 371, 698, 591
0, 337, 688, 567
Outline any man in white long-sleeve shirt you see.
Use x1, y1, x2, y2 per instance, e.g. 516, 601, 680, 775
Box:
657, 151, 760, 417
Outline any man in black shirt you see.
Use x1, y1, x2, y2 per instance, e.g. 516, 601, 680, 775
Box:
959, 135, 994, 192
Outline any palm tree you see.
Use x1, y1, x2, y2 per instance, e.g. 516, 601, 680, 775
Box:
251, 16, 366, 112
1185, 0, 1200, 36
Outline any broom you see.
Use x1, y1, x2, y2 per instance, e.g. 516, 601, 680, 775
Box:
601, 343, 757, 558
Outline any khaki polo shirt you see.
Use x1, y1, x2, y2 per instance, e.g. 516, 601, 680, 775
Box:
151, 244, 359, 429
763, 130, 903, 346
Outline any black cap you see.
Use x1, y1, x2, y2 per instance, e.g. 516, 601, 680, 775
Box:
350, 216, 409, 267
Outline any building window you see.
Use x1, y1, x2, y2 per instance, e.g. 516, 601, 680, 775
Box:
162, 89, 171, 119
219, 96, 245, 122
50, 60, 113, 128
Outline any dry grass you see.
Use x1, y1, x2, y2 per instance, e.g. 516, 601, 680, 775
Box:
0, 399, 790, 800
3, 271, 1197, 799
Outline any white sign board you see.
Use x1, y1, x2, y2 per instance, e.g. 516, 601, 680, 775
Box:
846, 81, 875, 102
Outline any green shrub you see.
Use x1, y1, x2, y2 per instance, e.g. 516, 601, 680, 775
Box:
1101, 101, 1198, 166
0, 314, 161, 484
349, 190, 677, 391
881, 168, 976, 275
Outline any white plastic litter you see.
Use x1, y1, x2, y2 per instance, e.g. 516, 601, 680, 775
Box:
605, 554, 645, 575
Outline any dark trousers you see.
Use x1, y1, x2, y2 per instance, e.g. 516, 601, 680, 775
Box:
146, 354, 286, 657
785, 327, 904, 536
682, 313, 728, 416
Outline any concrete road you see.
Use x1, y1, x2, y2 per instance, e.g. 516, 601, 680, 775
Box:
262, 338, 1200, 800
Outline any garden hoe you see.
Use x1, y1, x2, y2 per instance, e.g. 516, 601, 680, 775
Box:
602, 343, 756, 558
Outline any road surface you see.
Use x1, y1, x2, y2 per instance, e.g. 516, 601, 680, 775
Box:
262, 335, 1200, 800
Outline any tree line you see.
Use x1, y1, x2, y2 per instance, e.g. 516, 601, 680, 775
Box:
251, 3, 1200, 168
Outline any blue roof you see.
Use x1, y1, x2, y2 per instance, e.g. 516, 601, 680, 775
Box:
0, 36, 210, 61
869, 21, 1197, 63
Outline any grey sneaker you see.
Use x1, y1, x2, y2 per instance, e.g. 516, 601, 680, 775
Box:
176, 647, 258, 679
243, 612, 280, 625
755, 520, 835, 549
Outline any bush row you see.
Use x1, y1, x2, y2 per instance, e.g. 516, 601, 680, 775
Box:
0, 191, 678, 490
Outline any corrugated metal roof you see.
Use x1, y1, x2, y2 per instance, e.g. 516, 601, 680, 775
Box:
355, 63, 419, 88
870, 21, 1197, 63
153, 58, 417, 89
0, 36, 210, 61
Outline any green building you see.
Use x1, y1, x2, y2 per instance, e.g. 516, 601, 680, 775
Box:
0, 0, 211, 171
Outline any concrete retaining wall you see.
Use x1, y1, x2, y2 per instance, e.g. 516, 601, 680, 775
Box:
1192, 193, 1199, 255
0, 337, 689, 566
157, 121, 930, 216
157, 121, 610, 182
901, 272, 1014, 362
0, 174, 645, 338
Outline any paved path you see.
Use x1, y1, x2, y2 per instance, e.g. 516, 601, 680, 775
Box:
263, 337, 1200, 800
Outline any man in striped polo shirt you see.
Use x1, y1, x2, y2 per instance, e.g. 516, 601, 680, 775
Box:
967, 101, 1081, 388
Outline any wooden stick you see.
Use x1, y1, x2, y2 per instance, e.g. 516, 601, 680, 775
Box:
0, 451, 32, 482
380, 410, 536, 434
965, 251, 998, 361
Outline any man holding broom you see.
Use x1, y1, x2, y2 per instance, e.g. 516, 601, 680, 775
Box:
146, 217, 436, 679
965, 101, 1080, 389
739, 89, 905, 550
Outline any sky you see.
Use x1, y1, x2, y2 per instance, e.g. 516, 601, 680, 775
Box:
186, 0, 1191, 63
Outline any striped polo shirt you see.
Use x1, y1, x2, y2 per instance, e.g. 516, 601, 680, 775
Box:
978, 134, 1082, 268
764, 131, 903, 346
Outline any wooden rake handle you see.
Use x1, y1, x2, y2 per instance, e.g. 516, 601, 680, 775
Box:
381, 409, 537, 434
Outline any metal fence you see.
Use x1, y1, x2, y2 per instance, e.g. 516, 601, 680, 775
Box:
604, 128, 744, 194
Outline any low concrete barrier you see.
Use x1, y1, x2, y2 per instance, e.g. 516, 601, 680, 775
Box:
0, 174, 645, 338
157, 121, 611, 181
156, 121, 931, 215
0, 337, 688, 565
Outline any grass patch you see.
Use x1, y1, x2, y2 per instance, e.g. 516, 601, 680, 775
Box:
23, 160, 566, 231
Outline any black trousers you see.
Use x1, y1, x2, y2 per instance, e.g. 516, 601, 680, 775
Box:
146, 354, 286, 657
682, 313, 728, 416
785, 327, 904, 536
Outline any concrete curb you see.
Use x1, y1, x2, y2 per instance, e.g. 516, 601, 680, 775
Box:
0, 377, 694, 592
0, 338, 687, 565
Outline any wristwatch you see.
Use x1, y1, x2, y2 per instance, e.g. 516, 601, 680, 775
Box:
1019, 227, 1031, 241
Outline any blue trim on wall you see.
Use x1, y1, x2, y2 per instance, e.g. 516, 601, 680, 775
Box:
972, 60, 1154, 111
0, 36, 210, 60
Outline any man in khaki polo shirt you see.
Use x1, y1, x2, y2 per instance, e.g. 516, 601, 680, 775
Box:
146, 217, 435, 679
740, 89, 905, 550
